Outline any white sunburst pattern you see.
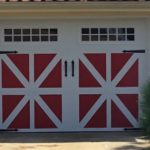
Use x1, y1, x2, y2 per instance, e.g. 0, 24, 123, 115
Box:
79, 52, 141, 130
0, 53, 62, 131
0, 51, 143, 132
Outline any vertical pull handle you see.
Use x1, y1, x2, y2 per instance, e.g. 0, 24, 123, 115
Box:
71, 60, 75, 77
64, 60, 68, 77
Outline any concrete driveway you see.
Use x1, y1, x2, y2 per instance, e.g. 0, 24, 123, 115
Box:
0, 131, 149, 150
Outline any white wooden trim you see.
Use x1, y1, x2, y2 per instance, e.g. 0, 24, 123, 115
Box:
114, 87, 139, 94
30, 99, 35, 129
17, 127, 125, 132
106, 51, 111, 83
0, 56, 2, 127
106, 97, 111, 128
0, 88, 62, 95
29, 54, 34, 84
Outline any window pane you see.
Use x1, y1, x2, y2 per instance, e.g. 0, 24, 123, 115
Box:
127, 28, 134, 34
50, 36, 57, 41
14, 29, 21, 35
4, 29, 12, 35
82, 28, 89, 34
50, 29, 57, 34
109, 28, 116, 34
100, 28, 107, 34
14, 36, 21, 42
91, 35, 98, 41
32, 29, 39, 35
100, 35, 107, 41
118, 28, 126, 34
41, 29, 48, 34
127, 35, 134, 41
91, 28, 98, 34
23, 29, 30, 35
82, 35, 89, 41
23, 36, 30, 41
32, 36, 40, 41
109, 35, 116, 41
118, 34, 126, 41
41, 36, 49, 41
5, 36, 12, 42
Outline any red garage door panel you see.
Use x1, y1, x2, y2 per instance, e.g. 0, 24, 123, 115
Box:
2, 54, 30, 88
79, 53, 139, 129
1, 53, 62, 130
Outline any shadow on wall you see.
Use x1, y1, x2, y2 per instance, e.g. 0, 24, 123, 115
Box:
0, 131, 149, 144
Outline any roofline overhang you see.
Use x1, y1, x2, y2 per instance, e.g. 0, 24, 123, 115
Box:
0, 2, 150, 18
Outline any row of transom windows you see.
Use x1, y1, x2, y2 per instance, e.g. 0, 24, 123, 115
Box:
3, 27, 135, 42
81, 28, 135, 41
4, 28, 58, 42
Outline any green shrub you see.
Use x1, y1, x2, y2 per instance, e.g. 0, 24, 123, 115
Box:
141, 80, 150, 134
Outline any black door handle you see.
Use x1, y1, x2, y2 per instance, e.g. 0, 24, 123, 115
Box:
64, 60, 68, 77
71, 60, 75, 77
0, 51, 18, 54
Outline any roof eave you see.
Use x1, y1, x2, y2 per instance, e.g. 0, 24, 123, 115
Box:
0, 2, 150, 18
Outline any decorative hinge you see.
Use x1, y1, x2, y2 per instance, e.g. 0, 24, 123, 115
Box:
122, 50, 145, 53
0, 51, 18, 54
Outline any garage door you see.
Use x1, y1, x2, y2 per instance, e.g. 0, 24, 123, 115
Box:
79, 52, 140, 130
0, 23, 144, 132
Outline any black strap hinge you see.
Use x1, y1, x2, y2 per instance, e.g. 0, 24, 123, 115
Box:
0, 51, 18, 54
124, 128, 144, 131
122, 50, 145, 53
0, 128, 18, 132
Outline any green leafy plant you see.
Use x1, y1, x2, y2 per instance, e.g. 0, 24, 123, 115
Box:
141, 80, 150, 134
